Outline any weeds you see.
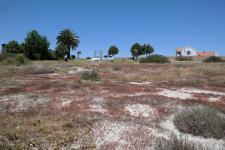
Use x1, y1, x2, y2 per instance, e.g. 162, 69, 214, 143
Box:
156, 134, 202, 150
174, 106, 225, 139
0, 112, 92, 149
203, 56, 224, 63
80, 69, 101, 81
23, 64, 55, 75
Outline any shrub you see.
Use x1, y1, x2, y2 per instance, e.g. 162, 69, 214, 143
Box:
203, 56, 224, 63
156, 134, 202, 150
80, 69, 101, 81
0, 53, 29, 65
139, 54, 170, 63
15, 54, 29, 65
173, 106, 225, 139
176, 56, 193, 61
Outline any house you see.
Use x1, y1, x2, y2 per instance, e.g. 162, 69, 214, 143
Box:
0, 44, 6, 54
176, 46, 218, 57
196, 51, 218, 57
176, 46, 197, 56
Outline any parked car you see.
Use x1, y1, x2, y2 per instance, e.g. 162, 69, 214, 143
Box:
91, 57, 101, 61
102, 55, 114, 61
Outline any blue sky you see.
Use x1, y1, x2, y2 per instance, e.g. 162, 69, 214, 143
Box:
0, 0, 225, 57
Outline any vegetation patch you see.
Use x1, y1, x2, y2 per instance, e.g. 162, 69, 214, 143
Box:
173, 106, 225, 139
0, 53, 29, 65
203, 56, 224, 63
175, 56, 193, 61
23, 65, 55, 75
0, 112, 92, 149
156, 134, 202, 150
80, 69, 101, 81
139, 54, 170, 64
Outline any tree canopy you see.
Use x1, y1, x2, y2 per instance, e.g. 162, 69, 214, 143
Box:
142, 44, 154, 56
23, 30, 50, 60
55, 45, 68, 59
4, 40, 24, 54
108, 45, 119, 56
56, 29, 80, 59
130, 43, 142, 58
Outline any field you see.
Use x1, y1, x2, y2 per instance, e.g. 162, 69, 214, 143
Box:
0, 59, 225, 149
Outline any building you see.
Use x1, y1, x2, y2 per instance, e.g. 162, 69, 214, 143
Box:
1, 44, 6, 54
176, 46, 197, 56
196, 51, 218, 57
176, 46, 218, 57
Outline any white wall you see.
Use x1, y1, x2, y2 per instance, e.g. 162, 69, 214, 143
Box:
180, 47, 196, 56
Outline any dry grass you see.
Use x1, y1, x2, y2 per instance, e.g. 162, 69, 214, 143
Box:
155, 134, 203, 150
117, 62, 225, 86
0, 111, 93, 149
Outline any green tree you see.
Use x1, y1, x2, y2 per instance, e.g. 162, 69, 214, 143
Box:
130, 43, 141, 59
142, 44, 154, 56
55, 45, 68, 59
77, 51, 81, 59
23, 30, 50, 60
4, 40, 24, 54
108, 45, 119, 56
56, 29, 80, 59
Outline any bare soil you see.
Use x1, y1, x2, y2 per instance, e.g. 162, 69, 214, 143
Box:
0, 60, 225, 149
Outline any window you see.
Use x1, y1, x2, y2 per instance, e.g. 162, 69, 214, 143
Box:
187, 51, 191, 55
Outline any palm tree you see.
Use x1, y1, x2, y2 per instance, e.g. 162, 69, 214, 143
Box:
77, 51, 81, 59
56, 29, 80, 59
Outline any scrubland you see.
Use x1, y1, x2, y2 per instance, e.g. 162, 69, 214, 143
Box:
0, 59, 225, 149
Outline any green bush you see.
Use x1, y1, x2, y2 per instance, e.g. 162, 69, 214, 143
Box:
176, 56, 193, 61
156, 135, 202, 150
139, 54, 170, 64
174, 106, 225, 139
203, 56, 224, 63
80, 69, 101, 81
0, 53, 29, 65
15, 54, 29, 65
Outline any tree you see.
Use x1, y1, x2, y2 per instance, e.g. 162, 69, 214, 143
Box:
55, 45, 68, 59
142, 44, 154, 56
108, 45, 119, 56
130, 43, 141, 59
77, 51, 81, 59
56, 29, 80, 59
23, 30, 50, 60
4, 40, 24, 54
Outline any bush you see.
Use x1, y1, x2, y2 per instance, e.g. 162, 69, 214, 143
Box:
176, 56, 193, 61
174, 106, 225, 139
156, 135, 202, 150
80, 69, 101, 81
0, 53, 29, 65
203, 56, 224, 63
15, 54, 28, 65
139, 54, 170, 63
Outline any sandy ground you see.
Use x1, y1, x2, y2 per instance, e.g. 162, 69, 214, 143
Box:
0, 64, 225, 149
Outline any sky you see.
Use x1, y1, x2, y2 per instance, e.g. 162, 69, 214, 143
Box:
0, 0, 225, 57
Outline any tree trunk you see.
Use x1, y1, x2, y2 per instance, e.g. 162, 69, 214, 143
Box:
67, 45, 71, 59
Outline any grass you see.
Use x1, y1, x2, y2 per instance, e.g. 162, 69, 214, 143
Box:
173, 106, 225, 139
80, 69, 101, 81
203, 56, 224, 63
0, 53, 29, 66
23, 64, 55, 75
156, 134, 203, 150
0, 111, 93, 149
